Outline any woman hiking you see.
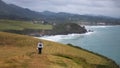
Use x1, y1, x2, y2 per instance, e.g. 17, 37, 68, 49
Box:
37, 41, 43, 54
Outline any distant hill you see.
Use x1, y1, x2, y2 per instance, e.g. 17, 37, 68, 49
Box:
40, 11, 120, 25
0, 0, 43, 20
0, 0, 120, 25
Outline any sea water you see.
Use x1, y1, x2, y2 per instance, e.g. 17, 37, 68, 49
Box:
40, 25, 120, 65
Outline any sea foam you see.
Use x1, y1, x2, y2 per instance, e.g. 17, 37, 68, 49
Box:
37, 32, 94, 42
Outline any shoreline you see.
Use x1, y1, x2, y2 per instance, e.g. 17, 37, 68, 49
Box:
36, 36, 119, 67
36, 26, 120, 66
67, 44, 119, 67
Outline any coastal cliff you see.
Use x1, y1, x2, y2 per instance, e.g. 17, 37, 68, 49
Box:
0, 32, 119, 68
47, 23, 87, 35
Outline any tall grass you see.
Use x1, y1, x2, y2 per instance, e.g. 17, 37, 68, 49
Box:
0, 32, 119, 68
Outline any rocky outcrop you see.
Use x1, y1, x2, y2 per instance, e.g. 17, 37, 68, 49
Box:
46, 23, 87, 35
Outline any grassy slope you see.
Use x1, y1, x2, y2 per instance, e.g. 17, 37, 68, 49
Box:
0, 32, 119, 68
0, 19, 52, 30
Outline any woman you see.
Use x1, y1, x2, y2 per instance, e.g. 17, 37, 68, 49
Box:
37, 41, 43, 54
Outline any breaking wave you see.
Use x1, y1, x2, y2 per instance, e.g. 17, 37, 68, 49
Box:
37, 32, 94, 42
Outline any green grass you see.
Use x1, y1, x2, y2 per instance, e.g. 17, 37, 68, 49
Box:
0, 32, 119, 68
0, 19, 52, 30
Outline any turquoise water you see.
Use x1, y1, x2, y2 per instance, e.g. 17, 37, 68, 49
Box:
40, 26, 120, 65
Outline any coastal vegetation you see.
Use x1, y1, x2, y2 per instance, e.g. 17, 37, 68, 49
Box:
0, 19, 52, 30
0, 19, 52, 35
0, 32, 119, 68
50, 23, 87, 35
0, 19, 87, 36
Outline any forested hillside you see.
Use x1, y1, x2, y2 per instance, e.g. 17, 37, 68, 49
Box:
0, 0, 120, 25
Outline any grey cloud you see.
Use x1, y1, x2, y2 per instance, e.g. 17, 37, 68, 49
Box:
2, 0, 120, 18
112, 0, 120, 8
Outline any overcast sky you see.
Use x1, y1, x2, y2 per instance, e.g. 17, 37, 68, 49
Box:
3, 0, 120, 18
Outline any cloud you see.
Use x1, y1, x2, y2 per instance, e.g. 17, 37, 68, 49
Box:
3, 0, 120, 18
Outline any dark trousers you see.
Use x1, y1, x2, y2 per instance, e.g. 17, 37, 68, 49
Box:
38, 48, 42, 54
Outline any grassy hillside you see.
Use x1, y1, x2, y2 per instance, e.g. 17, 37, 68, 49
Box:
0, 32, 119, 68
0, 19, 52, 30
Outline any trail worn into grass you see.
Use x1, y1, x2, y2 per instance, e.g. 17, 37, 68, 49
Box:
0, 32, 119, 68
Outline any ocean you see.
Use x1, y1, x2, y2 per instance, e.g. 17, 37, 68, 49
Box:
39, 25, 120, 65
